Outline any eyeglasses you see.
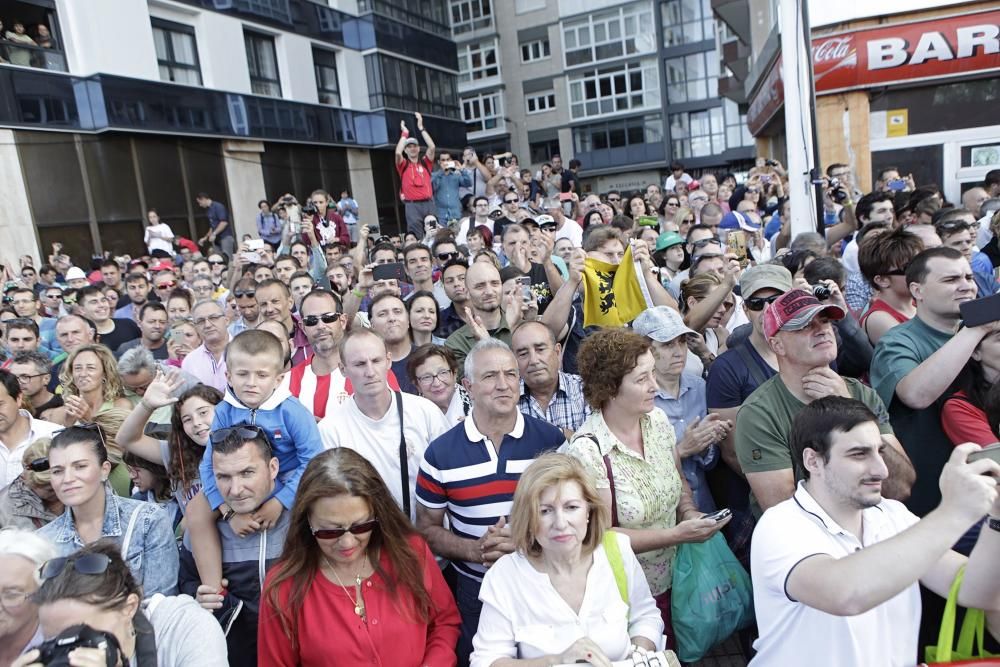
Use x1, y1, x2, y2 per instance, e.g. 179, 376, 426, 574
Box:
683, 218, 695, 224
311, 518, 379, 540
691, 237, 721, 249
745, 294, 782, 311
234, 289, 256, 299
302, 312, 341, 327
210, 424, 268, 445
416, 368, 453, 387
504, 198, 519, 204
209, 260, 226, 266
28, 456, 49, 472
156, 281, 177, 290
437, 252, 460, 262
40, 552, 111, 580
15, 372, 47, 384
607, 197, 621, 203
0, 588, 32, 611
666, 201, 679, 207
192, 313, 225, 327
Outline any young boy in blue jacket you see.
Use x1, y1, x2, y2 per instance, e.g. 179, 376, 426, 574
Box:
185, 329, 322, 593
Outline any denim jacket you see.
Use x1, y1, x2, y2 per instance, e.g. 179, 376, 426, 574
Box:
37, 487, 179, 597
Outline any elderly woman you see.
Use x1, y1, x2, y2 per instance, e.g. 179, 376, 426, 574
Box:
0, 529, 55, 664
406, 344, 471, 425
471, 453, 666, 667
563, 328, 729, 646
0, 438, 62, 530
36, 425, 179, 597
57, 343, 133, 427
259, 448, 460, 666
13, 541, 226, 667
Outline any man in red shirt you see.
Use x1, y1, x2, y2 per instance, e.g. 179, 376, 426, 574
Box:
395, 112, 437, 239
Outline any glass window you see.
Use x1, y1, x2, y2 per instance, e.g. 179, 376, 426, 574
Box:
450, 0, 492, 35
568, 59, 659, 120
723, 98, 753, 149
664, 51, 718, 103
562, 1, 655, 68
525, 91, 556, 114
572, 114, 661, 154
313, 48, 341, 106
462, 91, 503, 134
244, 31, 281, 97
662, 0, 715, 47
520, 38, 551, 63
364, 54, 460, 119
458, 40, 500, 83
152, 19, 202, 86
670, 107, 725, 158
529, 138, 560, 163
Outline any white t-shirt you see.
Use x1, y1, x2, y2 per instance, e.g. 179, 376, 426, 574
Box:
0, 412, 62, 488
554, 219, 583, 247
750, 483, 922, 667
456, 217, 495, 246
318, 389, 450, 519
144, 223, 175, 255
471, 532, 664, 666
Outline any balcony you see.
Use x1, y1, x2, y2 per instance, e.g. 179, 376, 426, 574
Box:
575, 142, 666, 173
0, 42, 66, 72
0, 66, 467, 148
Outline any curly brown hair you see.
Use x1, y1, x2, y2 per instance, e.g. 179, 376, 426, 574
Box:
168, 384, 222, 493
576, 327, 651, 410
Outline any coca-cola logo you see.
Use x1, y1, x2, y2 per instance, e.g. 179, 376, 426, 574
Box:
813, 37, 854, 63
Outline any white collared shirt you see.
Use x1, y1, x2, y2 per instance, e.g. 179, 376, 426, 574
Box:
749, 482, 921, 667
0, 410, 62, 489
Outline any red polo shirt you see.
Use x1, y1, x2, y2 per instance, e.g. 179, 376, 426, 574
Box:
397, 156, 433, 201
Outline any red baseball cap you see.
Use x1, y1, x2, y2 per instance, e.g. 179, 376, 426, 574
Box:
762, 289, 846, 339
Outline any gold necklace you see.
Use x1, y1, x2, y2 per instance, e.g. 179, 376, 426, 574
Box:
324, 554, 369, 622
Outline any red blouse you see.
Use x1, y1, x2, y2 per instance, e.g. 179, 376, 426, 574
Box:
941, 390, 998, 447
258, 535, 460, 667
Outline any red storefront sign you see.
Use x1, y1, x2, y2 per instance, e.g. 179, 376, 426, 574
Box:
747, 8, 1000, 134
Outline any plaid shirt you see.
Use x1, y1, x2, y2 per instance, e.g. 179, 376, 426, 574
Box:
518, 372, 590, 433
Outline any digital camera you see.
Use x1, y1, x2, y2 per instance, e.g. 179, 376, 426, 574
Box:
35, 624, 121, 667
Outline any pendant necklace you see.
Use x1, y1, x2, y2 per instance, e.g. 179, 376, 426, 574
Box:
325, 554, 368, 622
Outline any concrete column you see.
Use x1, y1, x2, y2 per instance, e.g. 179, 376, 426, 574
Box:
347, 148, 378, 230
222, 140, 267, 242
0, 130, 43, 268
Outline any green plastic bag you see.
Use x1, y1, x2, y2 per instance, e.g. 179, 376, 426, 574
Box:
925, 564, 999, 664
670, 532, 754, 663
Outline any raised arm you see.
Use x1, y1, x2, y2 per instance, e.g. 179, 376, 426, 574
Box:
394, 119, 409, 165
415, 112, 435, 162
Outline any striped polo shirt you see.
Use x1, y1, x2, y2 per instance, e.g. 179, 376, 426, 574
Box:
417, 411, 565, 580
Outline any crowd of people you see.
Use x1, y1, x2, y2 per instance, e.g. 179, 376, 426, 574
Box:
0, 112, 999, 667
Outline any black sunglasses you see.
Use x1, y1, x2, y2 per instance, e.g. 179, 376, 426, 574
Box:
156, 281, 177, 289
311, 519, 379, 540
210, 424, 268, 445
883, 268, 907, 276
692, 237, 721, 249
504, 198, 519, 204
28, 456, 49, 472
40, 553, 111, 580
437, 251, 459, 262
540, 222, 557, 231
745, 294, 782, 311
234, 289, 256, 299
936, 220, 971, 232
302, 312, 341, 327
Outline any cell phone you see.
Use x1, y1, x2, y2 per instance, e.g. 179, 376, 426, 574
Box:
558, 193, 573, 202
515, 275, 532, 302
887, 178, 907, 191
702, 508, 732, 522
372, 262, 407, 283
242, 252, 261, 264
960, 292, 1000, 328
246, 239, 265, 251
727, 230, 748, 264
967, 443, 1000, 466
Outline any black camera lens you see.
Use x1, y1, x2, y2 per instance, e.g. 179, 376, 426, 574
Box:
811, 284, 832, 301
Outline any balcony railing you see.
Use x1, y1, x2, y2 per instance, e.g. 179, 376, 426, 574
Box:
0, 42, 66, 72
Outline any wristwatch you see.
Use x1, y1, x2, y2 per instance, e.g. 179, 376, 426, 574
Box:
221, 505, 236, 522
988, 516, 1000, 533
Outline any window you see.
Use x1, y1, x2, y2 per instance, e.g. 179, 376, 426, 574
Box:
462, 92, 503, 134
563, 2, 655, 68
458, 40, 499, 83
244, 31, 281, 97
526, 92, 556, 114
450, 0, 492, 35
568, 59, 659, 120
365, 54, 460, 119
723, 98, 753, 149
515, 0, 546, 13
313, 48, 341, 106
664, 51, 719, 103
662, 0, 714, 47
520, 38, 551, 63
529, 138, 560, 163
152, 19, 202, 86
669, 107, 725, 158
573, 114, 662, 153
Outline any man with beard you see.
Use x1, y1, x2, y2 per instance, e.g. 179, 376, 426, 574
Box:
325, 264, 352, 297
444, 262, 510, 373
369, 293, 417, 395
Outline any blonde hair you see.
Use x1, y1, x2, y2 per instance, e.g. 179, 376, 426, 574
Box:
59, 344, 125, 403
90, 407, 131, 466
509, 453, 610, 558
679, 272, 723, 314
21, 437, 53, 487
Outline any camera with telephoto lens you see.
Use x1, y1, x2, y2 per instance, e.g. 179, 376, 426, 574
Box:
35, 624, 121, 666
811, 284, 832, 301
301, 200, 318, 217
828, 178, 849, 204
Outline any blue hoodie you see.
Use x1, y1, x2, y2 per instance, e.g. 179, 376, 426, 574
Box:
200, 384, 323, 511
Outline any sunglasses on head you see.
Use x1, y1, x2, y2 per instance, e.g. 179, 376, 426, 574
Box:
210, 424, 268, 445
28, 456, 49, 472
883, 268, 908, 276
437, 251, 459, 262
40, 553, 111, 580
311, 518, 379, 540
745, 294, 782, 311
302, 312, 341, 327
234, 289, 256, 299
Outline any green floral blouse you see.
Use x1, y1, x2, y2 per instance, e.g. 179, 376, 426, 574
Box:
564, 409, 682, 595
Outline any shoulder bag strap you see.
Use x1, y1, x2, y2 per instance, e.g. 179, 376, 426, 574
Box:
736, 341, 769, 386
121, 506, 141, 560
577, 434, 618, 527
602, 531, 629, 608
395, 391, 410, 518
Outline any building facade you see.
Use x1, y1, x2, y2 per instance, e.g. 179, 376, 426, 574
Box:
720, 0, 1000, 203
448, 0, 755, 196
0, 0, 464, 266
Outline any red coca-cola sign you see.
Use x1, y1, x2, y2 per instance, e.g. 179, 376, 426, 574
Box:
747, 8, 1000, 134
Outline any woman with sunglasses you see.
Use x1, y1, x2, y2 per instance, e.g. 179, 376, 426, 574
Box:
36, 425, 179, 597
0, 438, 63, 530
14, 540, 226, 667
259, 448, 460, 666
407, 291, 446, 347
406, 344, 470, 425
0, 529, 55, 664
